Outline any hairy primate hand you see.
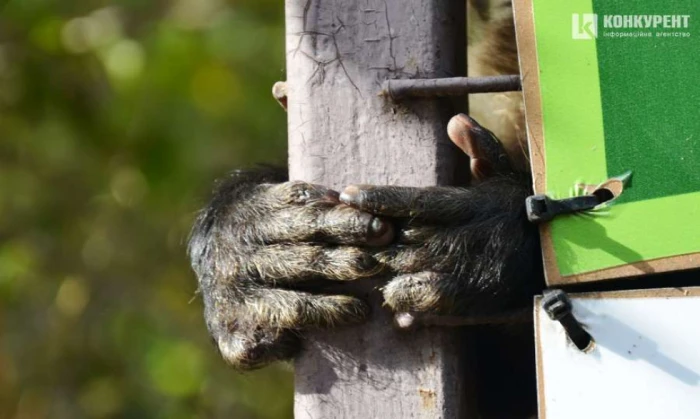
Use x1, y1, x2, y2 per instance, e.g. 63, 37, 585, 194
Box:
340, 115, 541, 325
188, 168, 394, 369
188, 115, 541, 369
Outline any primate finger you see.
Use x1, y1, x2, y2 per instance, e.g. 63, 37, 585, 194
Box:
258, 204, 394, 246
383, 270, 525, 319
447, 113, 514, 178
216, 326, 301, 370
245, 290, 370, 329
339, 185, 473, 222
242, 182, 394, 246
377, 246, 444, 274
242, 244, 384, 283
212, 289, 368, 370
382, 272, 456, 314
341, 176, 528, 224
317, 205, 394, 246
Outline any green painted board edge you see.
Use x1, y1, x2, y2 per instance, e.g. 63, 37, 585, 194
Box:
515, 0, 700, 283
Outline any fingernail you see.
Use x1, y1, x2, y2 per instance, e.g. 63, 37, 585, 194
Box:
366, 216, 394, 246
454, 113, 474, 129
448, 114, 480, 157
339, 185, 361, 205
369, 217, 387, 237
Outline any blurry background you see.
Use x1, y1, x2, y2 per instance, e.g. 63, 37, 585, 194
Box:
0, 0, 292, 417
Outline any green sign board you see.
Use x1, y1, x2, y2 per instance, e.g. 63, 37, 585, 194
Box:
515, 0, 700, 284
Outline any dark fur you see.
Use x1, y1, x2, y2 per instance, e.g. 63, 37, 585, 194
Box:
188, 157, 542, 367
189, 167, 395, 369
352, 174, 542, 317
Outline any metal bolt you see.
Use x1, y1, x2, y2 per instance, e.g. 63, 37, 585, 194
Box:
381, 75, 521, 101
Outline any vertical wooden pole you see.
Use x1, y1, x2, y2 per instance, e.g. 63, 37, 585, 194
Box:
286, 0, 471, 417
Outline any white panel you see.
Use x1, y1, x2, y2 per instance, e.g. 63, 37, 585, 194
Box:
537, 293, 700, 419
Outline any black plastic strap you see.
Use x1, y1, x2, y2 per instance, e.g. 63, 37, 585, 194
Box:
526, 194, 600, 223
542, 289, 594, 351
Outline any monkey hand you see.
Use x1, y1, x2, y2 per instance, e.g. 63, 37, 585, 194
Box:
340, 115, 542, 327
188, 167, 394, 369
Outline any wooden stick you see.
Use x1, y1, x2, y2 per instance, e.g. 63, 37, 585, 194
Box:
286, 0, 475, 417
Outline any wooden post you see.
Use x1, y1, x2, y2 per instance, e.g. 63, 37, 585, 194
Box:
285, 0, 471, 417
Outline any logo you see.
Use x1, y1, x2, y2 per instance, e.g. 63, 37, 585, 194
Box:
572, 13, 598, 39
571, 13, 691, 39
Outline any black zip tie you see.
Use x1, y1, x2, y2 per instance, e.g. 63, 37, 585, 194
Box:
525, 194, 600, 223
525, 171, 632, 223
542, 289, 594, 352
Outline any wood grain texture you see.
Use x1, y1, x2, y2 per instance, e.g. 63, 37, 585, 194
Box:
285, 0, 472, 417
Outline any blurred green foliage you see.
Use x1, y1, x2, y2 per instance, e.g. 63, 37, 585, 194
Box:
0, 0, 292, 417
